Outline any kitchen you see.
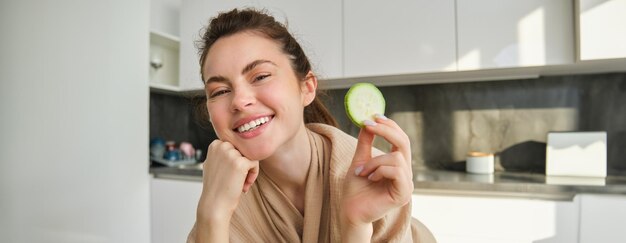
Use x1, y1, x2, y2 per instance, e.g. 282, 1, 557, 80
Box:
2, 0, 626, 242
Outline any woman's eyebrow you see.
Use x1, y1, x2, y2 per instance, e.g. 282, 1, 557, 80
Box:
241, 59, 276, 75
205, 59, 276, 84
205, 75, 228, 85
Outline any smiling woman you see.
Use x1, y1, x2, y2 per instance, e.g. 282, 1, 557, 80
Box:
187, 8, 435, 243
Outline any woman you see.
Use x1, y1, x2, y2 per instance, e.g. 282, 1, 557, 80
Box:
187, 8, 435, 242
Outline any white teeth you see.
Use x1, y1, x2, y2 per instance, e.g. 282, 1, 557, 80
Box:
237, 116, 271, 133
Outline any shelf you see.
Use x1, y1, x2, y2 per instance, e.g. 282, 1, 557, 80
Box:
150, 29, 180, 90
149, 82, 204, 96
150, 30, 180, 49
150, 82, 181, 92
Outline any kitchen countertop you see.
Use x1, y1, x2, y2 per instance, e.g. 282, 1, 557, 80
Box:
411, 170, 626, 200
150, 164, 626, 201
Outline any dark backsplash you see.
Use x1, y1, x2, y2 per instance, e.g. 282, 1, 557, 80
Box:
150, 72, 626, 175
149, 92, 216, 161
326, 72, 626, 175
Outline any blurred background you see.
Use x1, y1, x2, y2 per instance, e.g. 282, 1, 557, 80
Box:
2, 0, 626, 242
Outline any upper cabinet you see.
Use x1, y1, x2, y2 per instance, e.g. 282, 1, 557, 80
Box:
456, 0, 574, 71
178, 0, 342, 91
151, 0, 181, 37
257, 0, 343, 80
343, 0, 457, 78
150, 31, 180, 91
150, 0, 182, 92
179, 0, 213, 91
577, 0, 626, 61
175, 0, 625, 90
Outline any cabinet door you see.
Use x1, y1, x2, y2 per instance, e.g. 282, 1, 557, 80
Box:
150, 178, 202, 243
578, 0, 626, 60
411, 194, 580, 243
150, 0, 181, 37
179, 0, 341, 90
258, 0, 343, 79
579, 194, 626, 243
344, 0, 457, 78
179, 0, 253, 91
457, 0, 574, 70
179, 0, 206, 91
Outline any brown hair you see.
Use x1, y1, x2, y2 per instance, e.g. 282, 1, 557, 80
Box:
195, 8, 338, 127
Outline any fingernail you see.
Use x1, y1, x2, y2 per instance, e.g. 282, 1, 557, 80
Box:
363, 120, 377, 126
375, 114, 388, 120
354, 165, 364, 176
368, 173, 375, 180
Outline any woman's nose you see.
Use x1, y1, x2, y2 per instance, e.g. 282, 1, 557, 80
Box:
230, 87, 256, 112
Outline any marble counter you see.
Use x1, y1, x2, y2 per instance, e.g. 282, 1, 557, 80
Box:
412, 170, 626, 201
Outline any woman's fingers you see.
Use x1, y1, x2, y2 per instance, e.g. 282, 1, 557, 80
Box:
367, 165, 409, 183
363, 115, 411, 164
354, 151, 406, 177
352, 128, 375, 164
242, 161, 259, 193
366, 165, 413, 203
203, 140, 259, 194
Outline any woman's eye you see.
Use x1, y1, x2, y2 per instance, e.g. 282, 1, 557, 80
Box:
210, 89, 230, 98
254, 74, 270, 82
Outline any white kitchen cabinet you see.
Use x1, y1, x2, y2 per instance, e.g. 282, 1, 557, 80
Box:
151, 0, 181, 37
577, 0, 626, 60
150, 0, 182, 92
150, 31, 180, 91
343, 0, 457, 78
150, 177, 202, 243
179, 0, 258, 90
256, 0, 343, 80
456, 0, 574, 70
178, 0, 342, 91
411, 194, 580, 243
579, 194, 626, 243
178, 0, 215, 91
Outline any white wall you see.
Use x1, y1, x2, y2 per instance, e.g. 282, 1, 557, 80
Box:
0, 0, 151, 242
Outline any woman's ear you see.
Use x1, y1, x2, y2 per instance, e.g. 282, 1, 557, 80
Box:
301, 71, 317, 106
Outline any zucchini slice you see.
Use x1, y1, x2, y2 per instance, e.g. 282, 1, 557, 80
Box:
344, 83, 386, 127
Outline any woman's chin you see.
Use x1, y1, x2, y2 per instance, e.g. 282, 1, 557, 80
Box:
240, 149, 272, 161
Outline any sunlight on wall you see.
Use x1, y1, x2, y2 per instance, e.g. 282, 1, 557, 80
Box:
518, 7, 546, 66
457, 49, 481, 70
385, 111, 426, 168
451, 107, 578, 162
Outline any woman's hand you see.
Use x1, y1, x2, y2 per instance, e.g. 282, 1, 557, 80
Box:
195, 140, 259, 242
341, 115, 413, 239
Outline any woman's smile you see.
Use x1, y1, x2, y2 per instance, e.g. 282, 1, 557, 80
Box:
233, 115, 274, 138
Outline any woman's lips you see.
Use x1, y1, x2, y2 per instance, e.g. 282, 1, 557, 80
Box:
233, 115, 274, 133
234, 115, 273, 139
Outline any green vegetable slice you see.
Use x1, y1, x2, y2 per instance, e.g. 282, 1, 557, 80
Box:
344, 83, 386, 127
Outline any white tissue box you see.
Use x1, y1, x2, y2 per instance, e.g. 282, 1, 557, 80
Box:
546, 131, 607, 177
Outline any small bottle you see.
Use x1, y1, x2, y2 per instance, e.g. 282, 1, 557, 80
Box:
195, 149, 203, 162
164, 141, 178, 161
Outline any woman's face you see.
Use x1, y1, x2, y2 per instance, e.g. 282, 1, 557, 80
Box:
202, 31, 315, 160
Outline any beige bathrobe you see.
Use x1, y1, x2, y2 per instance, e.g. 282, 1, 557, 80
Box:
187, 123, 436, 242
